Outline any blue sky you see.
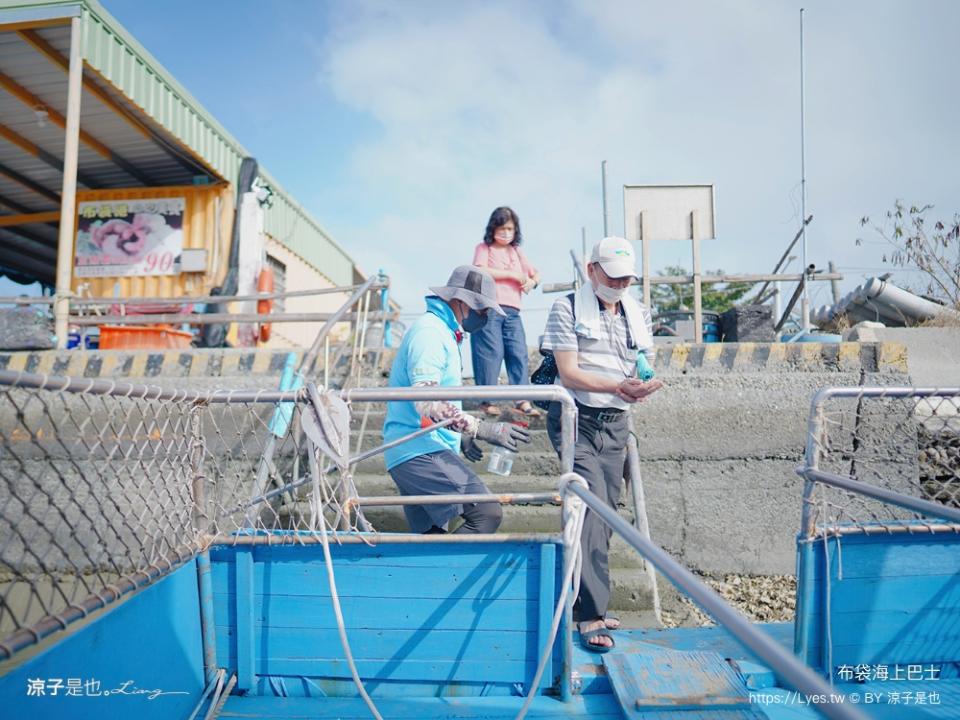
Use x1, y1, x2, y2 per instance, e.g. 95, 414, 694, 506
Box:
10, 0, 960, 338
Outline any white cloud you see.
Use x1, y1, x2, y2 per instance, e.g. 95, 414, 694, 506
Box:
316, 0, 960, 330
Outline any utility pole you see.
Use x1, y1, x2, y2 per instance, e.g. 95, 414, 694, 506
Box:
828, 260, 841, 303
799, 8, 811, 332
601, 160, 609, 237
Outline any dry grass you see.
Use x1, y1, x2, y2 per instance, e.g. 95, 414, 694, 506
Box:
830, 313, 853, 334
917, 309, 960, 328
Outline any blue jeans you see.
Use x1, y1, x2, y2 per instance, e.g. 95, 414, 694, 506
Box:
470, 306, 529, 387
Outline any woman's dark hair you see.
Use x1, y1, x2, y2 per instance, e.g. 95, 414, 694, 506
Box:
483, 206, 522, 246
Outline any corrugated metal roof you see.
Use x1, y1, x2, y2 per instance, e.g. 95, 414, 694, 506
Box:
0, 0, 356, 287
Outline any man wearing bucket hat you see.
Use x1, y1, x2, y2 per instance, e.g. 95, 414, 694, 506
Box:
542, 237, 663, 652
382, 265, 531, 534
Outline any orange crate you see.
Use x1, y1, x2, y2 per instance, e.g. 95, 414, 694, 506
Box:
98, 324, 193, 350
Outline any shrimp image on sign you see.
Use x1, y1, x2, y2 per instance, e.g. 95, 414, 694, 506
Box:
75, 198, 185, 277
91, 214, 168, 261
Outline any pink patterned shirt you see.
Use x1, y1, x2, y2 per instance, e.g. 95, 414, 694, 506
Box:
472, 243, 537, 310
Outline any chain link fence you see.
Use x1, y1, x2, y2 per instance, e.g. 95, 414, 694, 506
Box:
0, 371, 364, 659
801, 387, 960, 536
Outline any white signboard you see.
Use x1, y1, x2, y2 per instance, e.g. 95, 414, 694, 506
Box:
75, 197, 185, 277
623, 184, 715, 242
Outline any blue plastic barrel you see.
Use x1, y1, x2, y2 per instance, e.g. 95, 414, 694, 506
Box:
702, 312, 721, 343
781, 332, 842, 343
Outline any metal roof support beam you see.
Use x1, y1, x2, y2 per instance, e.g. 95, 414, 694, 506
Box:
1, 232, 57, 262
0, 161, 59, 203
0, 3, 78, 33
0, 230, 57, 278
0, 193, 37, 214
0, 218, 55, 248
0, 211, 61, 227
0, 18, 72, 33
0, 193, 58, 231
16, 29, 204, 179
54, 16, 81, 350
0, 69, 153, 186
0, 121, 98, 188
0, 194, 59, 239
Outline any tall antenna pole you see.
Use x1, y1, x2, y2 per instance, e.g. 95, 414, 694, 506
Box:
601, 160, 610, 236
799, 8, 810, 332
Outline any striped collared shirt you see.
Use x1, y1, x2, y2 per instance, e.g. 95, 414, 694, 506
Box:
541, 294, 654, 410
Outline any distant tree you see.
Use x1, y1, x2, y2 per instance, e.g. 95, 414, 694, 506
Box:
858, 201, 960, 309
649, 265, 753, 313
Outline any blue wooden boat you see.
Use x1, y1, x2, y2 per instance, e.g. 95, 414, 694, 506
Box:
0, 373, 957, 719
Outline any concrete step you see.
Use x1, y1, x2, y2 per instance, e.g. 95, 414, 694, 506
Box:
352, 451, 562, 476
351, 427, 558, 454
346, 474, 650, 571
352, 472, 561, 496
348, 407, 551, 430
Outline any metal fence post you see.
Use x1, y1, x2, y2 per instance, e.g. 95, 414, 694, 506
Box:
190, 402, 218, 683
625, 419, 661, 624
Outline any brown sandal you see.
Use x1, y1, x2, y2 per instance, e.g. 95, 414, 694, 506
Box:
515, 401, 542, 417
479, 403, 501, 417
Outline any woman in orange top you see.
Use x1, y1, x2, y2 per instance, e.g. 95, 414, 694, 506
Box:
471, 206, 541, 416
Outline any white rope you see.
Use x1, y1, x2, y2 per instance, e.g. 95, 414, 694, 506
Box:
308, 450, 323, 532
513, 473, 589, 720
835, 531, 844, 581
821, 490, 835, 687
307, 440, 383, 720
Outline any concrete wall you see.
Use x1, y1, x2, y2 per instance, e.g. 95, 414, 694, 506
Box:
264, 237, 352, 349
634, 341, 910, 576
0, 340, 915, 580
844, 326, 960, 388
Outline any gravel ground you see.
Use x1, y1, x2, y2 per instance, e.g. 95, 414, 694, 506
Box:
660, 573, 797, 628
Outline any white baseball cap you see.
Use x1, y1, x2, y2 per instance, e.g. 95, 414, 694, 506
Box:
590, 236, 637, 279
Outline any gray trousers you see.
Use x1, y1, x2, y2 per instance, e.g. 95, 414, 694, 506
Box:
547, 403, 629, 621
388, 450, 502, 534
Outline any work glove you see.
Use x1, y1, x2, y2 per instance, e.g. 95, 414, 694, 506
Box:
475, 421, 531, 451
461, 436, 484, 463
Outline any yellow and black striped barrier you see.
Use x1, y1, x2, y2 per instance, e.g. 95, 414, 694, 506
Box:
0, 349, 305, 379
0, 342, 908, 381
651, 341, 908, 374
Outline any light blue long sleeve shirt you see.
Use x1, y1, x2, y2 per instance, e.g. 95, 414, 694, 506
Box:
383, 297, 464, 470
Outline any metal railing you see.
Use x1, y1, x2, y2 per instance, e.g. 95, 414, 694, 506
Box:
624, 416, 662, 623
0, 373, 576, 662
795, 386, 960, 704
0, 369, 877, 718
563, 479, 868, 720
799, 386, 960, 538
0, 274, 393, 355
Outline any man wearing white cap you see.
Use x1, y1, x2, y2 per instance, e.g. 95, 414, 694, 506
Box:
542, 237, 663, 652
383, 265, 531, 534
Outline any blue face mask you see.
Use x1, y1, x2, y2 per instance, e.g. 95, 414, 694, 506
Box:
462, 309, 488, 333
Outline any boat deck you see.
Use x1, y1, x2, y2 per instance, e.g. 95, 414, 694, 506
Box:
217, 624, 959, 718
